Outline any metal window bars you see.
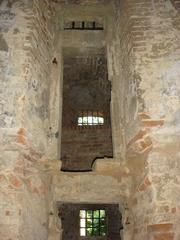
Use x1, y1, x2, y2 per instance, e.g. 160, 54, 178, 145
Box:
80, 210, 106, 237
78, 111, 104, 126
64, 21, 104, 30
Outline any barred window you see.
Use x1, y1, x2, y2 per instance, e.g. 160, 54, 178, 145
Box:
64, 21, 104, 30
78, 111, 104, 126
80, 210, 106, 237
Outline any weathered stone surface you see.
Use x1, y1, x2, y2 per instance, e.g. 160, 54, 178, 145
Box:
0, 0, 180, 240
0, 33, 8, 51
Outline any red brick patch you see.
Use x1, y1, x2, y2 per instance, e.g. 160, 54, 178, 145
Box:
138, 177, 151, 192
148, 223, 173, 232
138, 112, 151, 120
141, 119, 164, 127
16, 128, 26, 145
154, 232, 174, 240
0, 174, 5, 182
8, 174, 22, 188
148, 223, 174, 240
127, 129, 147, 147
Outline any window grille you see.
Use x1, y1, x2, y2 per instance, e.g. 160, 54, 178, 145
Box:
78, 111, 104, 126
80, 209, 106, 237
64, 21, 104, 30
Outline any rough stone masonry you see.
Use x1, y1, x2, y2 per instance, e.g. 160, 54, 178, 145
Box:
0, 0, 180, 240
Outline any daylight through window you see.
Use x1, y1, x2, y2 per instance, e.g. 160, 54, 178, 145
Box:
80, 209, 106, 237
78, 111, 104, 126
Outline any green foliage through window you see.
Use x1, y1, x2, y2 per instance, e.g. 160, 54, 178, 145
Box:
80, 210, 106, 237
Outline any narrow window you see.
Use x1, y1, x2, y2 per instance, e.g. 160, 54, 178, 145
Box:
78, 111, 104, 126
64, 21, 104, 30
80, 210, 106, 237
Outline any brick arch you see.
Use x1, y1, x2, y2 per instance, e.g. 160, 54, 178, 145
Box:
170, 0, 180, 10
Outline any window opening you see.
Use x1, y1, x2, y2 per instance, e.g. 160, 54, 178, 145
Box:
64, 21, 104, 30
80, 210, 106, 237
78, 111, 104, 126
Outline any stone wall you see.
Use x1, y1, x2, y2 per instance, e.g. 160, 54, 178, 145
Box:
51, 158, 132, 239
132, 0, 180, 237
110, 0, 180, 239
107, 0, 137, 161
171, 0, 180, 10
0, 0, 61, 239
0, 0, 180, 240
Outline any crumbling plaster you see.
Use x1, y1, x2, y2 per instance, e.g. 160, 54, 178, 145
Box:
0, 0, 180, 240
